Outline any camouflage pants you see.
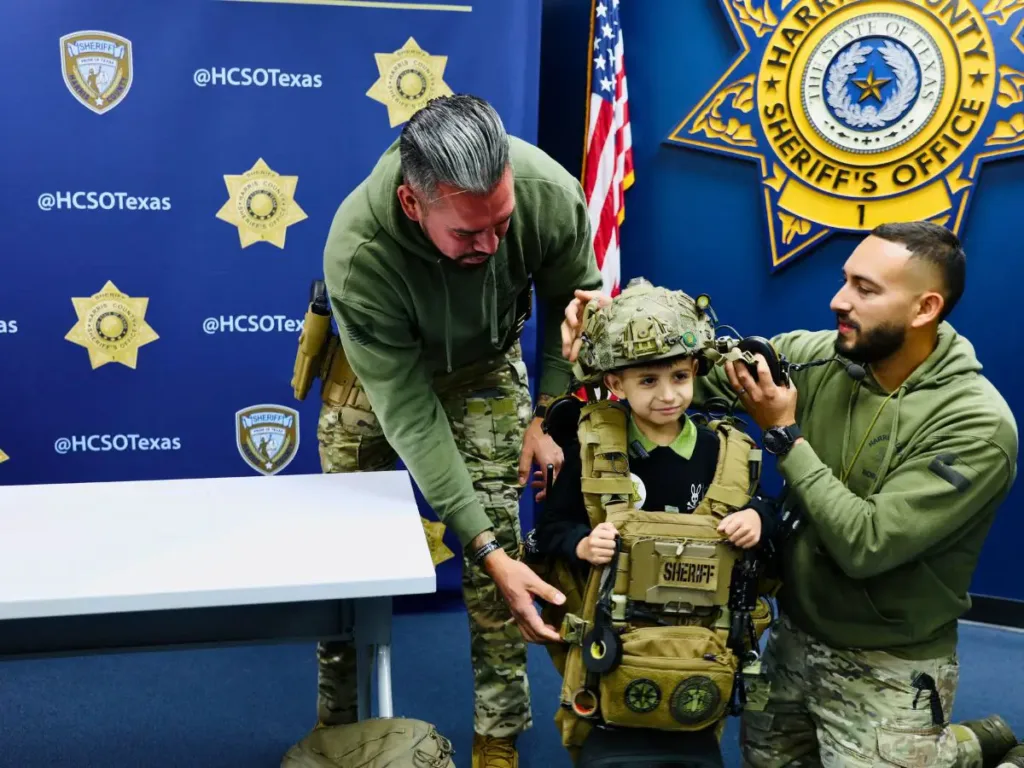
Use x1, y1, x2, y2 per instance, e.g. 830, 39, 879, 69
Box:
315, 345, 534, 738
740, 612, 984, 767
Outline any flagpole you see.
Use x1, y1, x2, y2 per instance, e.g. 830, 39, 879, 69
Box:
580, 0, 597, 182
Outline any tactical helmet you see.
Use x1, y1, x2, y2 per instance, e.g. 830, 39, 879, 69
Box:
572, 278, 716, 386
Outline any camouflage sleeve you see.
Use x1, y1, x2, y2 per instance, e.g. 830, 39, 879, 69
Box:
532, 182, 603, 399
328, 294, 493, 547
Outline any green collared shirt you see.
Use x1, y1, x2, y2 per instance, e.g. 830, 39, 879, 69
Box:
628, 415, 697, 459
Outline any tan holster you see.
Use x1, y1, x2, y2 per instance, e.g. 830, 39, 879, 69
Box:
290, 300, 358, 407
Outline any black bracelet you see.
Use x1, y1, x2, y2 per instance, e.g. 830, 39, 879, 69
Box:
472, 540, 501, 566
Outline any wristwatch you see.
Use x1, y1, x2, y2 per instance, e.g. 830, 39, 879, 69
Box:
533, 402, 549, 420
763, 424, 802, 456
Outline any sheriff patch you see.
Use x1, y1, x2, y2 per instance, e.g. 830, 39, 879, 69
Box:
61, 30, 133, 114
236, 404, 300, 476
668, 0, 1024, 270
662, 558, 718, 589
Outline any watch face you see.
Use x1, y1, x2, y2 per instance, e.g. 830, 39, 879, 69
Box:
764, 429, 784, 454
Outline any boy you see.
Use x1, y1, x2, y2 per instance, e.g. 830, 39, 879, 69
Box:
536, 283, 777, 571
531, 278, 778, 765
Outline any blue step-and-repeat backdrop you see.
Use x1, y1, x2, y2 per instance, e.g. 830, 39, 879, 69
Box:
0, 0, 543, 596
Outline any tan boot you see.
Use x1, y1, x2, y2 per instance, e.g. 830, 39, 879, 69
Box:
472, 734, 518, 768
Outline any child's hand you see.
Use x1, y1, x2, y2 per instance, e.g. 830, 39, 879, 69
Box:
718, 509, 761, 549
576, 522, 618, 565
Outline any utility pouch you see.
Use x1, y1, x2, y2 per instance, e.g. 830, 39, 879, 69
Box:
321, 335, 358, 407
597, 625, 737, 732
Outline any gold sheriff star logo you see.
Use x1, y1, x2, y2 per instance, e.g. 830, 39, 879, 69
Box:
216, 158, 308, 249
65, 280, 159, 369
367, 37, 454, 127
420, 516, 455, 568
0, 448, 8, 464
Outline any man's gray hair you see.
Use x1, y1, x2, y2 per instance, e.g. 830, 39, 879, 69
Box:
399, 94, 510, 201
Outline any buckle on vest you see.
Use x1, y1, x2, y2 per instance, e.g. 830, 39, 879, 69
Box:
560, 614, 591, 646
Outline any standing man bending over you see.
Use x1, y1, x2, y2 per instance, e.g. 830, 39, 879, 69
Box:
318, 94, 602, 767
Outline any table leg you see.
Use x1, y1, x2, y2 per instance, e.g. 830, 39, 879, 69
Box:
354, 596, 394, 720
376, 643, 393, 717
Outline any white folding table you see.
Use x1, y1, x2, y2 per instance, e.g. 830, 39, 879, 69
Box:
0, 470, 436, 719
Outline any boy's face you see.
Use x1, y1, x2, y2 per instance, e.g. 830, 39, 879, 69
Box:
604, 357, 698, 427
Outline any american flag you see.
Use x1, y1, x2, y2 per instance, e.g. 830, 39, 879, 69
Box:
582, 0, 634, 298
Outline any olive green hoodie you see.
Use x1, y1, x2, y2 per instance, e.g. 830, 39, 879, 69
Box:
695, 323, 1018, 659
322, 136, 602, 547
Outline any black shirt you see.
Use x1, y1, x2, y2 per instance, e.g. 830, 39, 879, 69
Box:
535, 417, 778, 570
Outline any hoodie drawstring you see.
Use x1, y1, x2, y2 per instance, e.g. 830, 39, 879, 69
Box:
437, 260, 452, 373
868, 386, 905, 495
839, 382, 862, 476
840, 383, 905, 488
436, 256, 501, 375
485, 257, 499, 348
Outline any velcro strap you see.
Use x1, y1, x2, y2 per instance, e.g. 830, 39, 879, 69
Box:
587, 406, 625, 426
705, 483, 751, 508
583, 422, 626, 448
560, 613, 590, 646
605, 501, 631, 516
748, 448, 762, 463
582, 477, 634, 495
592, 454, 627, 473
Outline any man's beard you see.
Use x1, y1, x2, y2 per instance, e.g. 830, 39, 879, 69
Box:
417, 218, 490, 268
834, 316, 906, 363
452, 251, 491, 268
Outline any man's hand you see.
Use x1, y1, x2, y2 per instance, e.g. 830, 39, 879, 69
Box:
717, 509, 762, 549
576, 521, 618, 565
561, 289, 613, 362
518, 418, 564, 501
483, 549, 565, 643
725, 353, 799, 430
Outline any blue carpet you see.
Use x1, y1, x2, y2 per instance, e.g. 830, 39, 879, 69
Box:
0, 609, 1021, 767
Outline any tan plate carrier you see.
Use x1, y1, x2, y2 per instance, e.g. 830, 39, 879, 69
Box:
530, 398, 776, 751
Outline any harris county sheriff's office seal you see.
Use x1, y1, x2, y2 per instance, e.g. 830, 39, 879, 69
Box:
60, 30, 133, 114
667, 0, 1024, 271
216, 158, 308, 249
235, 404, 300, 476
366, 37, 454, 128
64, 280, 159, 370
